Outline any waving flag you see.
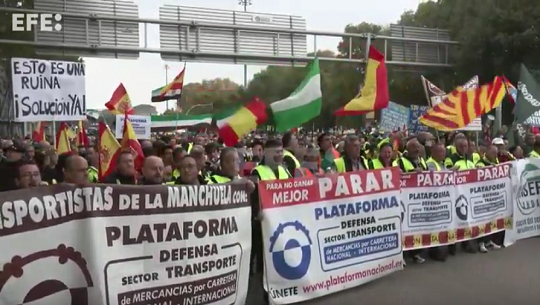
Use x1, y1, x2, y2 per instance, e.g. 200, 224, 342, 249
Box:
419, 77, 506, 131
32, 122, 45, 142
335, 46, 389, 116
98, 122, 121, 181
105, 83, 135, 115
75, 120, 89, 147
502, 75, 517, 104
152, 67, 185, 102
269, 59, 321, 132
215, 97, 268, 147
56, 122, 72, 154
121, 114, 144, 170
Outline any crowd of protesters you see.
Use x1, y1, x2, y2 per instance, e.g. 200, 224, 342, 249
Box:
0, 123, 539, 304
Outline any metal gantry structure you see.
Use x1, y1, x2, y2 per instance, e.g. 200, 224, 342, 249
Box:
0, 2, 458, 67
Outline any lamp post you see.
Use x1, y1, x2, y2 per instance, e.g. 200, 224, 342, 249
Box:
238, 0, 252, 89
185, 103, 213, 115
164, 64, 170, 111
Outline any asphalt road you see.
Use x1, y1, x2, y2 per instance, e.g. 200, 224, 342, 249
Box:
248, 238, 540, 305
300, 238, 540, 305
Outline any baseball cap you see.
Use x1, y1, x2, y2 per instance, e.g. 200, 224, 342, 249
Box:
491, 138, 504, 145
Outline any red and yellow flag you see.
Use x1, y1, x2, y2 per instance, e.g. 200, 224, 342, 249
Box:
151, 67, 185, 102
335, 46, 389, 116
56, 122, 72, 155
121, 114, 144, 171
419, 77, 506, 131
105, 83, 135, 115
75, 120, 89, 147
98, 122, 121, 181
32, 122, 45, 143
216, 97, 267, 147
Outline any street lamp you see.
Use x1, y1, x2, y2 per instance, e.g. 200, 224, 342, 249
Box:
238, 0, 252, 88
185, 103, 214, 115
164, 64, 170, 111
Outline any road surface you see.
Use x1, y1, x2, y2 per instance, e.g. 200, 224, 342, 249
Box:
248, 238, 540, 305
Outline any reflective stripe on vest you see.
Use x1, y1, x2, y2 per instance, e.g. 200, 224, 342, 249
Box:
172, 169, 180, 179
187, 143, 194, 153
393, 157, 426, 172
210, 175, 232, 184
426, 158, 441, 171
368, 158, 384, 170
254, 165, 290, 180
334, 158, 346, 173
165, 181, 175, 185
283, 150, 301, 168
530, 150, 540, 158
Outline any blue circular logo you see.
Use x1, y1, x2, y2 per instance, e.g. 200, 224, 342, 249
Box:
269, 221, 312, 280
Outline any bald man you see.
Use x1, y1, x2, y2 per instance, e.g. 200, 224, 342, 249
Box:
141, 156, 165, 185
392, 139, 427, 174
190, 145, 211, 179
64, 155, 89, 185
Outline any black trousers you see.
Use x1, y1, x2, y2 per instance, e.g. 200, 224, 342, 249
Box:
246, 220, 269, 305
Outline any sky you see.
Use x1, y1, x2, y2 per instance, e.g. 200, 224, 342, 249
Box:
84, 0, 420, 113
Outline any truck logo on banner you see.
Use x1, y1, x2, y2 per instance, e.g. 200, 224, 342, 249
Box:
455, 195, 469, 221
269, 221, 313, 280
516, 163, 540, 215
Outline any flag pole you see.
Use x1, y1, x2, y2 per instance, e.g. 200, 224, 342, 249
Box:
421, 76, 441, 141
175, 62, 187, 133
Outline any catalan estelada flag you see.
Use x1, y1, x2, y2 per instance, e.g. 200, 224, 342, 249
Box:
152, 67, 185, 103
419, 77, 506, 131
121, 114, 144, 171
98, 122, 121, 181
335, 46, 389, 116
32, 122, 45, 142
105, 83, 135, 115
75, 120, 89, 147
56, 122, 72, 155
215, 97, 268, 147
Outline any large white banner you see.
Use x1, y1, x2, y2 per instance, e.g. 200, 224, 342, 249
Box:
454, 164, 513, 239
115, 115, 151, 139
505, 159, 540, 246
259, 170, 404, 304
0, 184, 251, 305
11, 58, 86, 122
400, 171, 457, 249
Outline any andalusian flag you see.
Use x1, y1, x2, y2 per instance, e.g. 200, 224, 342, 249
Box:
105, 83, 135, 115
269, 59, 322, 132
335, 46, 389, 116
216, 97, 268, 147
121, 114, 145, 170
98, 122, 121, 181
56, 122, 72, 154
152, 67, 185, 102
419, 77, 506, 131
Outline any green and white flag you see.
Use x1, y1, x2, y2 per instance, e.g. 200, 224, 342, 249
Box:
515, 64, 540, 126
269, 59, 322, 132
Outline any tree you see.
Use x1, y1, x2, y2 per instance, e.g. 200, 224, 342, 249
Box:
180, 78, 241, 115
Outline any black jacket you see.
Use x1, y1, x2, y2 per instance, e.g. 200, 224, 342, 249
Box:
102, 172, 137, 185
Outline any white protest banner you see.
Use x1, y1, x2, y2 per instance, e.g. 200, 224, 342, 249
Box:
454, 164, 513, 240
504, 159, 540, 246
259, 170, 404, 304
115, 115, 151, 139
0, 184, 251, 305
400, 171, 457, 249
11, 58, 86, 122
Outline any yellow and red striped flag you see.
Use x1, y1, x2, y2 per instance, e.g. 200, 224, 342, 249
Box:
75, 120, 89, 147
419, 77, 506, 131
105, 83, 135, 115
151, 67, 185, 102
121, 114, 145, 171
56, 122, 72, 154
32, 122, 45, 143
335, 46, 389, 116
98, 122, 121, 181
216, 97, 268, 147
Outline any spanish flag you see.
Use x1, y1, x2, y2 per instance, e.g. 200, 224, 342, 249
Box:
75, 120, 89, 147
151, 67, 185, 102
98, 122, 121, 181
121, 114, 144, 171
215, 97, 267, 147
56, 122, 72, 155
335, 46, 389, 116
419, 77, 506, 131
32, 122, 45, 142
105, 83, 135, 115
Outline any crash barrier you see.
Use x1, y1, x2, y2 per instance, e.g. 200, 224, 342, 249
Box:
1, 159, 539, 305
259, 158, 540, 304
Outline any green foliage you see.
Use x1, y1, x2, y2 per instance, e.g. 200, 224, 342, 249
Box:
179, 78, 241, 115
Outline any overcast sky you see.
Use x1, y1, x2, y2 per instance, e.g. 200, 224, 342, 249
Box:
84, 0, 420, 112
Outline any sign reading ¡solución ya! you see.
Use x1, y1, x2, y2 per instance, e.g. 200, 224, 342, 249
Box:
0, 184, 252, 305
259, 170, 404, 304
11, 58, 86, 122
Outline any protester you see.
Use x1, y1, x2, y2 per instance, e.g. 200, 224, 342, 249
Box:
102, 150, 137, 184
63, 155, 89, 185
174, 154, 209, 185
14, 160, 42, 189
140, 156, 165, 185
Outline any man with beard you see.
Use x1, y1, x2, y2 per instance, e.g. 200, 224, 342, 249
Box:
140, 156, 165, 185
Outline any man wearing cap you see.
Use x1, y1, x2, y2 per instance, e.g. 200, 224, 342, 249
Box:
0, 140, 26, 192
492, 137, 514, 163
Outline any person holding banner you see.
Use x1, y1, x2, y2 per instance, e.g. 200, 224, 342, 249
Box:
173, 154, 211, 185
140, 156, 165, 185
102, 151, 137, 185
333, 135, 368, 172
63, 155, 90, 186
209, 147, 242, 183
426, 143, 446, 171
528, 141, 540, 158
475, 145, 499, 167
14, 160, 43, 189
368, 142, 394, 169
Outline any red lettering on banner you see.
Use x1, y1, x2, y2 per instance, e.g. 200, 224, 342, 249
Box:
259, 169, 400, 210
